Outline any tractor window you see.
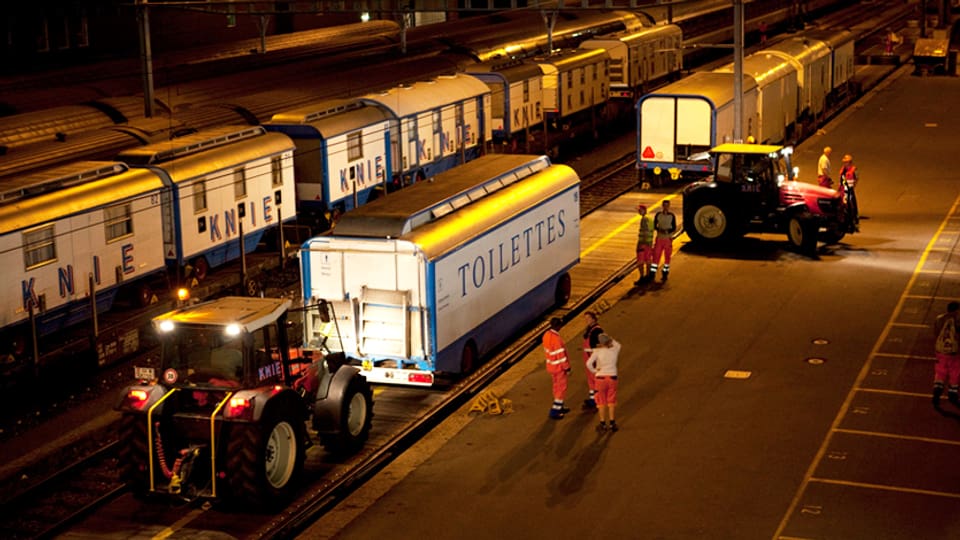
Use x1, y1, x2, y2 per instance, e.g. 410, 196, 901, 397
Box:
160, 326, 243, 387
716, 155, 733, 183
253, 324, 283, 385
745, 155, 773, 185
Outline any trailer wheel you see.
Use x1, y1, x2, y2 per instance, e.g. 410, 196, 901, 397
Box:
460, 340, 478, 375
788, 215, 819, 257
118, 414, 149, 495
321, 372, 373, 455
554, 273, 571, 308
226, 403, 305, 508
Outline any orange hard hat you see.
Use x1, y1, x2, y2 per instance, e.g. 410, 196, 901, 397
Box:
842, 154, 853, 163
637, 204, 646, 212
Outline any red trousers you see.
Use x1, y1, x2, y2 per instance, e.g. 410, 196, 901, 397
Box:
935, 353, 960, 387
653, 237, 672, 266
551, 370, 569, 401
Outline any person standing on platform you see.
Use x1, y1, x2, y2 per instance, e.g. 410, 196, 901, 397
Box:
758, 20, 768, 44
543, 317, 572, 419
818, 146, 833, 188
932, 302, 960, 409
838, 154, 860, 231
586, 333, 621, 432
635, 204, 654, 285
651, 199, 677, 281
581, 311, 603, 410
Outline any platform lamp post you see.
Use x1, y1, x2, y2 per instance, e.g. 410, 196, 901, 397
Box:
732, 0, 744, 143
136, 0, 156, 118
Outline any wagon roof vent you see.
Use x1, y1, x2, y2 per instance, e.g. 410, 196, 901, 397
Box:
119, 126, 266, 165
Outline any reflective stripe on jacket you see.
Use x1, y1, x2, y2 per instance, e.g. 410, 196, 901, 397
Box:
543, 329, 570, 373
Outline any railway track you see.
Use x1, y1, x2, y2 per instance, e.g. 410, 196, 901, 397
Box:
0, 442, 124, 539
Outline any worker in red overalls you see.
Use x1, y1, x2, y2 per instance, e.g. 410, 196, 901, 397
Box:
543, 317, 571, 419
651, 199, 677, 281
582, 311, 603, 410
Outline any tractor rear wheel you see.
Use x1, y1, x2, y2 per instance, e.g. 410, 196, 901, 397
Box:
226, 403, 305, 508
686, 203, 734, 245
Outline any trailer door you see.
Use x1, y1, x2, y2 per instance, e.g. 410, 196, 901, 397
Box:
358, 287, 410, 358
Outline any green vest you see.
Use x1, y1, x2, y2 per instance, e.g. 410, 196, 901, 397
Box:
638, 216, 653, 245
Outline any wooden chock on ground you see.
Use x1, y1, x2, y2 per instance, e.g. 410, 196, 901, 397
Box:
469, 389, 511, 415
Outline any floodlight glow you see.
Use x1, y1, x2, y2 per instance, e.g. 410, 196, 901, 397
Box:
159, 320, 175, 332
361, 12, 370, 22
225, 323, 242, 336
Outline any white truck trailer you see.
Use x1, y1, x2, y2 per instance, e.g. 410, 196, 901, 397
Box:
300, 154, 581, 386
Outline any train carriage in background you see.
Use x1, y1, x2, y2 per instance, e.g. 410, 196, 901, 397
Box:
715, 53, 799, 144
0, 162, 168, 356
580, 23, 683, 104
265, 99, 393, 232
637, 71, 759, 180
763, 36, 832, 127
465, 59, 545, 146
118, 126, 297, 281
359, 74, 492, 186
534, 48, 612, 154
802, 29, 856, 103
300, 154, 580, 387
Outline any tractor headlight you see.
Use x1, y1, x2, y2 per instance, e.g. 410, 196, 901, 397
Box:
158, 320, 175, 333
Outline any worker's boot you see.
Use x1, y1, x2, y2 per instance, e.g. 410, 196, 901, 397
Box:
949, 387, 960, 409
582, 397, 597, 410
549, 407, 565, 420
933, 384, 944, 408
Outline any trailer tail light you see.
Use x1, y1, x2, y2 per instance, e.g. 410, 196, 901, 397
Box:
408, 373, 434, 385
123, 389, 150, 410
225, 397, 254, 420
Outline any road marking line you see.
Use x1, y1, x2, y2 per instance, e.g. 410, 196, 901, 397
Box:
889, 322, 928, 328
833, 427, 960, 446
772, 192, 960, 539
808, 477, 960, 499
151, 507, 207, 539
871, 352, 936, 360
855, 388, 932, 397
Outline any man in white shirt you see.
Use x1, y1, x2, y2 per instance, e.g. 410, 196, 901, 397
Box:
817, 146, 832, 187
586, 333, 621, 432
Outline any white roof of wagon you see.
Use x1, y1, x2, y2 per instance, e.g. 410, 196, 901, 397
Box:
359, 74, 488, 118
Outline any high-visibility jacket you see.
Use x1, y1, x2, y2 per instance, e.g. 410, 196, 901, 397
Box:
637, 215, 653, 246
543, 329, 570, 374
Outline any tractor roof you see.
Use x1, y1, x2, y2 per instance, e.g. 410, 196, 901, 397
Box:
711, 143, 785, 155
153, 296, 291, 333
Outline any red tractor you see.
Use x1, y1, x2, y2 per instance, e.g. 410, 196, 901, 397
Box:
116, 296, 373, 508
682, 144, 857, 255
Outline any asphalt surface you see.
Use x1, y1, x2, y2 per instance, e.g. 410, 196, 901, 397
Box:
302, 67, 960, 540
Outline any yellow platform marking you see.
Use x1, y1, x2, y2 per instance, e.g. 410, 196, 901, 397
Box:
580, 193, 679, 258
773, 191, 960, 539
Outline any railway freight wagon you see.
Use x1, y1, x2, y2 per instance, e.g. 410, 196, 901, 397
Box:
118, 126, 297, 281
266, 99, 393, 232
580, 24, 683, 101
465, 59, 545, 144
358, 74, 492, 186
536, 48, 611, 130
636, 71, 758, 180
715, 53, 799, 144
300, 154, 580, 386
0, 162, 168, 359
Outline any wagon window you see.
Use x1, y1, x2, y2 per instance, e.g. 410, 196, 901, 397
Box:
193, 180, 207, 213
234, 167, 247, 199
24, 225, 56, 269
348, 131, 363, 161
271, 156, 283, 187
104, 202, 133, 242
